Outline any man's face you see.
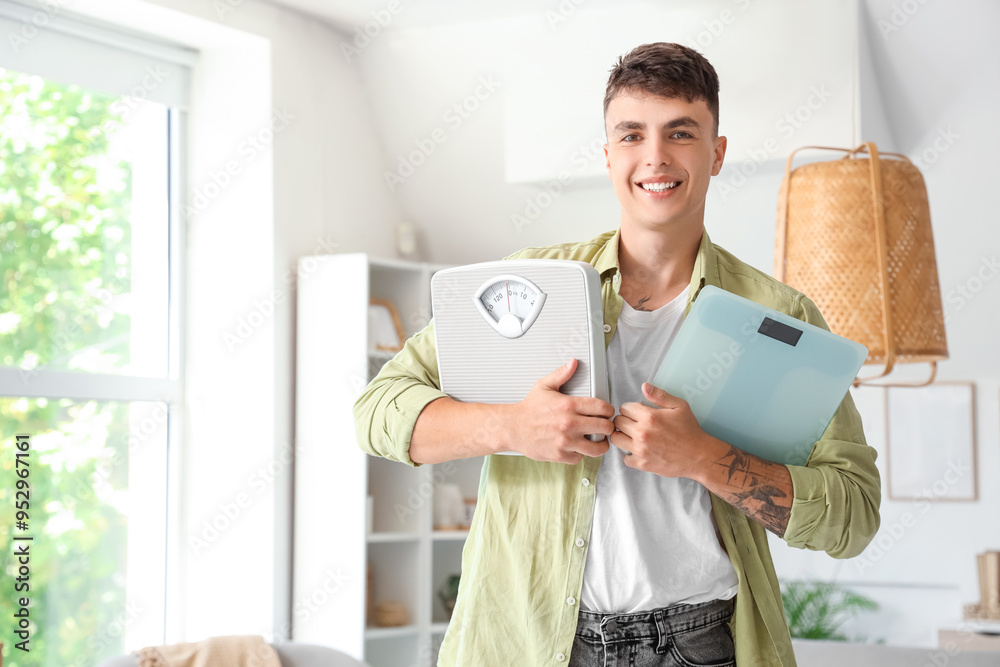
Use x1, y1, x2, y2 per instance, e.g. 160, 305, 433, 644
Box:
604, 90, 726, 234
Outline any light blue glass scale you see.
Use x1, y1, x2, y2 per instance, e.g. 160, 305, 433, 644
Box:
646, 286, 868, 465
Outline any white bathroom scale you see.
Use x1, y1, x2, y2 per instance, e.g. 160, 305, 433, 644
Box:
646, 286, 868, 465
431, 260, 609, 455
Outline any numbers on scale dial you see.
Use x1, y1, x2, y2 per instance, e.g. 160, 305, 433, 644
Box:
473, 275, 546, 339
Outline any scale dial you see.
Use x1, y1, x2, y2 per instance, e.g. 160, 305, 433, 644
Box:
473, 274, 547, 339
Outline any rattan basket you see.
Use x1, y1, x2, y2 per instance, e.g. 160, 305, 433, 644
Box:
775, 142, 948, 384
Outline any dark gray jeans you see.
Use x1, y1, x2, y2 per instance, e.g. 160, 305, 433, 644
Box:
568, 597, 736, 667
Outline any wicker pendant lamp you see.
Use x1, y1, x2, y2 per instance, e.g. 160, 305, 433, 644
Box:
774, 142, 948, 386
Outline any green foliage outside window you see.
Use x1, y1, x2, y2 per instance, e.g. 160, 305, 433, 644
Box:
1, 68, 136, 667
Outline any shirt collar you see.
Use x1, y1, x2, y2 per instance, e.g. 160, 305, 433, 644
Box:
592, 226, 720, 303
591, 227, 622, 280
687, 227, 720, 309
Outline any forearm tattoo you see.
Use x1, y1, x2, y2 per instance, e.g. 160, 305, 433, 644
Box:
712, 446, 792, 537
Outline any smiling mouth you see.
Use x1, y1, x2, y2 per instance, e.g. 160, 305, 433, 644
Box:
638, 181, 681, 192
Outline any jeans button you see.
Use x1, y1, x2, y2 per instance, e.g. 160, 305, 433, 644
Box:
605, 620, 618, 633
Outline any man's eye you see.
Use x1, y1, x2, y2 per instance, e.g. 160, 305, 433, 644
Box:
672, 131, 693, 139
622, 134, 640, 142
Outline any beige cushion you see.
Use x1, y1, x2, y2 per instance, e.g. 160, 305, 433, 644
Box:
97, 643, 370, 667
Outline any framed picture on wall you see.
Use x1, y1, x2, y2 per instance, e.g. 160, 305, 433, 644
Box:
885, 382, 977, 501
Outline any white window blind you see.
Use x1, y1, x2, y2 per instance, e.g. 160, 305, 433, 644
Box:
0, 0, 196, 109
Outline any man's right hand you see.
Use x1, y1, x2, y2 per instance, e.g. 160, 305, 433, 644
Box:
503, 358, 615, 464
409, 359, 615, 465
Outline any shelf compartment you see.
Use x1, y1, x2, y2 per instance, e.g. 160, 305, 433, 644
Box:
368, 351, 396, 379
431, 530, 469, 541
430, 621, 451, 635
368, 456, 427, 534
368, 531, 421, 543
367, 540, 419, 634
365, 624, 419, 640
431, 540, 466, 626
370, 263, 432, 340
364, 634, 420, 667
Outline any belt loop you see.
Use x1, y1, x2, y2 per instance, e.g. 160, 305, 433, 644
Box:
653, 608, 670, 653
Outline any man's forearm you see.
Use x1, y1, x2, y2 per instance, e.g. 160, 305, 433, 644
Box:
406, 360, 615, 465
409, 397, 510, 464
692, 435, 793, 537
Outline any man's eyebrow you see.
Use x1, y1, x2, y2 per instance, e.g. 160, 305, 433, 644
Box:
611, 116, 703, 135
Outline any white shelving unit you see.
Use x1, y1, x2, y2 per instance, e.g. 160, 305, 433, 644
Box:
294, 253, 484, 667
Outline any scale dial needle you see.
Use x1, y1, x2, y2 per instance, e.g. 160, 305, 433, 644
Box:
473, 274, 547, 339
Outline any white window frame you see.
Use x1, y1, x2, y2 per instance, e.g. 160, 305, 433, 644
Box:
0, 4, 191, 651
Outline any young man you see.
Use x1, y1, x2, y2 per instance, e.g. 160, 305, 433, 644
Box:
354, 43, 881, 666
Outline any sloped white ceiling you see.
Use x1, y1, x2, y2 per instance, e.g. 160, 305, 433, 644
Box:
261, 0, 614, 30
264, 0, 879, 183
501, 0, 862, 183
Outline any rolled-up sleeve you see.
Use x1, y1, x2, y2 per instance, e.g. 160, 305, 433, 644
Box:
353, 319, 448, 467
781, 295, 882, 558
355, 251, 531, 467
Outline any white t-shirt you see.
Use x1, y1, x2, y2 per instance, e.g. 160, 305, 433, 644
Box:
580, 288, 739, 613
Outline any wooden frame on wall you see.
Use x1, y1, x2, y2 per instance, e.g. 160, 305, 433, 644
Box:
884, 381, 978, 502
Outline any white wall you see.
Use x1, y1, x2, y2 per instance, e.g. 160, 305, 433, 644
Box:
70, 0, 401, 645
348, 0, 1000, 649
352, 0, 867, 266
69, 0, 1000, 651
767, 0, 1000, 647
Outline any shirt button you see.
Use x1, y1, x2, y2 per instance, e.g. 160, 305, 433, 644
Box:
566, 596, 576, 606
604, 277, 611, 283
603, 324, 611, 333
575, 538, 585, 547
581, 478, 591, 487
556, 652, 566, 662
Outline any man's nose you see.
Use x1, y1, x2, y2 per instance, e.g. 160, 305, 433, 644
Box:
645, 135, 674, 167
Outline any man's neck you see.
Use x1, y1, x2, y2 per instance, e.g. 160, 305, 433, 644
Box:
617, 221, 703, 312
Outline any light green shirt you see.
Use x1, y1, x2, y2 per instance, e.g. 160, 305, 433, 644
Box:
353, 228, 882, 667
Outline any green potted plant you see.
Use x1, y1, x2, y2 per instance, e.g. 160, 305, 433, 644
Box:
781, 580, 879, 641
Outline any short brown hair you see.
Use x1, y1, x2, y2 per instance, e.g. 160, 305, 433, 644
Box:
604, 42, 720, 137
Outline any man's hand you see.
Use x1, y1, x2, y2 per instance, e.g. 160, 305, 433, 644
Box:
504, 359, 615, 464
612, 381, 794, 537
611, 382, 712, 477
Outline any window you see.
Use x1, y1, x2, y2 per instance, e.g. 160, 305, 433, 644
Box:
0, 2, 194, 663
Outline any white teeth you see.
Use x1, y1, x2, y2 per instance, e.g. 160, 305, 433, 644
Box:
640, 182, 679, 192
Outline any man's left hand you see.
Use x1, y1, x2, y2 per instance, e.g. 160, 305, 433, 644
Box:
612, 381, 795, 537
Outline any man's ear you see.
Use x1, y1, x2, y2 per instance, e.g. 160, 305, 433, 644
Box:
710, 135, 727, 176
604, 144, 611, 180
